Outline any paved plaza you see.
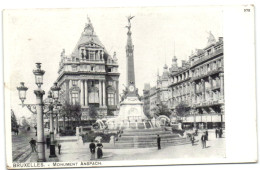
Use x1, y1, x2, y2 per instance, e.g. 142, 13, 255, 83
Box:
21, 130, 224, 162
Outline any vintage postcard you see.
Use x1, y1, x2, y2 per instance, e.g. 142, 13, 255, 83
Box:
3, 5, 257, 169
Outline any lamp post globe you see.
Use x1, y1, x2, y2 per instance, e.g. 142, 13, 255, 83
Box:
51, 82, 61, 101
48, 91, 53, 104
17, 82, 28, 105
33, 63, 45, 88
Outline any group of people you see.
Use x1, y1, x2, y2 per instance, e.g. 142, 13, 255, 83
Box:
89, 140, 104, 160
29, 138, 62, 154
215, 128, 223, 138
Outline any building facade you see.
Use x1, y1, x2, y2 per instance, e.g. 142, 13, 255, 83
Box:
56, 18, 120, 121
143, 32, 224, 129
142, 64, 170, 118
168, 32, 224, 129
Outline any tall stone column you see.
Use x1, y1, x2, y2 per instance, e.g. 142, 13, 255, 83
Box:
55, 115, 59, 134
116, 81, 119, 105
102, 80, 106, 107
69, 80, 72, 103
192, 82, 196, 104
69, 80, 72, 88
99, 80, 102, 106
201, 79, 205, 102
85, 80, 88, 106
80, 80, 84, 105
209, 76, 213, 100
220, 73, 224, 98
34, 90, 46, 162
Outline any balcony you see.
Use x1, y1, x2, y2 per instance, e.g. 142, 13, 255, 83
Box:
193, 98, 224, 107
192, 67, 223, 81
168, 77, 191, 87
79, 59, 105, 64
191, 48, 223, 67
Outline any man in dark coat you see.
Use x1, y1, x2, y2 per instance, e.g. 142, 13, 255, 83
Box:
201, 133, 207, 149
205, 130, 209, 141
157, 135, 161, 150
219, 128, 223, 138
29, 138, 37, 152
215, 128, 219, 138
58, 143, 61, 154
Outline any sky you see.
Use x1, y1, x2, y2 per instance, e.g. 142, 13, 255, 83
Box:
4, 7, 223, 119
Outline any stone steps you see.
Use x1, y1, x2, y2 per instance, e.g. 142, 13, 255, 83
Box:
114, 128, 187, 148
118, 136, 180, 143
121, 131, 171, 136
123, 128, 164, 133
115, 138, 193, 148
117, 136, 185, 143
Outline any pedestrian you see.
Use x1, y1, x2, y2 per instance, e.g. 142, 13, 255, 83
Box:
191, 134, 195, 146
46, 135, 50, 149
157, 134, 161, 150
97, 140, 103, 159
219, 128, 223, 138
205, 130, 208, 141
195, 129, 198, 136
16, 129, 19, 135
58, 143, 61, 154
201, 133, 207, 149
89, 140, 96, 160
29, 138, 37, 152
215, 128, 218, 138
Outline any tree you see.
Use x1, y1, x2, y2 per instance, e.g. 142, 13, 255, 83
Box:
61, 101, 82, 128
11, 109, 18, 131
89, 105, 98, 119
21, 118, 30, 127
175, 102, 190, 117
70, 103, 82, 126
152, 101, 171, 118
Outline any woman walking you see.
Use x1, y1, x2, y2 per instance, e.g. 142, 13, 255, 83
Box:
97, 140, 103, 159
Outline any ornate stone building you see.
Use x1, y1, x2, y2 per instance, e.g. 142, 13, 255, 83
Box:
142, 64, 170, 118
56, 18, 120, 121
168, 32, 224, 129
143, 32, 224, 129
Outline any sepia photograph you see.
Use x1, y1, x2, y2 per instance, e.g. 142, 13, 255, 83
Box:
3, 4, 257, 169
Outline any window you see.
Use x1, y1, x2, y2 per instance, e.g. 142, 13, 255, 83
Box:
72, 66, 77, 71
72, 80, 78, 86
108, 81, 113, 86
89, 53, 95, 60
207, 49, 211, 55
91, 66, 94, 71
71, 93, 79, 105
108, 68, 112, 72
108, 93, 115, 105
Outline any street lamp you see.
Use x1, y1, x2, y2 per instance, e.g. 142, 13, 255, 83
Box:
17, 63, 46, 162
55, 101, 62, 134
17, 82, 28, 105
33, 63, 45, 88
48, 82, 60, 158
47, 90, 56, 158
51, 82, 61, 101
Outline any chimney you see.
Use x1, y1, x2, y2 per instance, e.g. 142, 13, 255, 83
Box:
182, 60, 186, 67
